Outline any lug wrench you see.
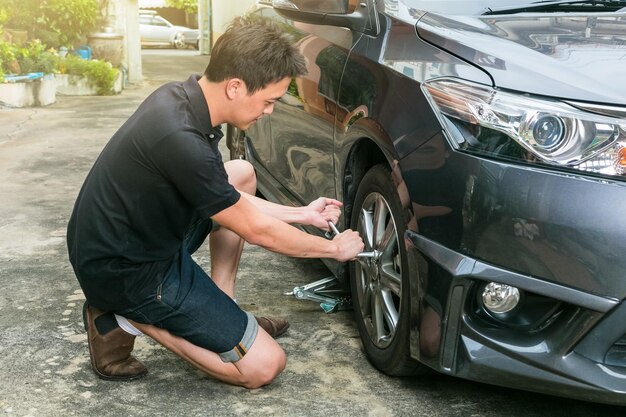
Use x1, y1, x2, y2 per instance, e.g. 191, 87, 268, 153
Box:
326, 221, 376, 259
285, 222, 374, 313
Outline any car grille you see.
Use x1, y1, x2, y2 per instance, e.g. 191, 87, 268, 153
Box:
605, 334, 626, 367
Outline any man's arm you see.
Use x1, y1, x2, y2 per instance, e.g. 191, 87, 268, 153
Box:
239, 191, 341, 230
212, 196, 363, 262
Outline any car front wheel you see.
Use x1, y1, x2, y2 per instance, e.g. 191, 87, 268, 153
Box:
350, 164, 424, 376
173, 33, 185, 49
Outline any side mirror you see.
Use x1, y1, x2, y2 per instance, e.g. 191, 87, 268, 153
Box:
272, 0, 379, 36
273, 0, 353, 14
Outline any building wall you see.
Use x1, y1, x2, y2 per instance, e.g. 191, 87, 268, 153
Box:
97, 0, 142, 83
211, 0, 256, 41
124, 0, 143, 83
108, 0, 256, 82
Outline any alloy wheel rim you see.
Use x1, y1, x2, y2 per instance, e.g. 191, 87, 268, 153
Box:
355, 192, 403, 349
174, 33, 185, 48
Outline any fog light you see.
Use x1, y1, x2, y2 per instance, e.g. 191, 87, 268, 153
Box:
482, 282, 520, 314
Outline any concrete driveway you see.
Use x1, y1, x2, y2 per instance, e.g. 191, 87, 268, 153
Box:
0, 49, 623, 417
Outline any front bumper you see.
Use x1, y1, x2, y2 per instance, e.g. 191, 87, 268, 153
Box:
408, 232, 626, 405
399, 134, 626, 404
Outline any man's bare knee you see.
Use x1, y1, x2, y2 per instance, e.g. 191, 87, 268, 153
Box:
225, 159, 257, 194
240, 350, 286, 389
235, 332, 286, 388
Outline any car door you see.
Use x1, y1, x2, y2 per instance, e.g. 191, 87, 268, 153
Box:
142, 16, 172, 43
269, 24, 356, 204
249, 3, 357, 205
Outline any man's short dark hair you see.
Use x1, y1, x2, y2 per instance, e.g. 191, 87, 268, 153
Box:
205, 17, 307, 94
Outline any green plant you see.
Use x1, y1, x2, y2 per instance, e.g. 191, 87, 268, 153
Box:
0, 39, 17, 76
0, 8, 8, 28
14, 40, 58, 74
166, 0, 197, 13
1, 0, 99, 48
0, 39, 58, 75
44, 0, 99, 47
57, 54, 118, 95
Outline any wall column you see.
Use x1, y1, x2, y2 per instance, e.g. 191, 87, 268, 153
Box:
105, 0, 142, 84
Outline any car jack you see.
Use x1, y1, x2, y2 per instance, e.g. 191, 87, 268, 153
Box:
285, 276, 351, 314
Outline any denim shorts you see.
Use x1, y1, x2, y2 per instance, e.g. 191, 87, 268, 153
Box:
117, 217, 258, 363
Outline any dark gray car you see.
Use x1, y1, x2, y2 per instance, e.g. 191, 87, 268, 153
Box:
229, 0, 626, 405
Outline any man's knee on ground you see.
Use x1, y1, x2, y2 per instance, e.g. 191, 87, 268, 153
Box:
238, 345, 286, 389
243, 352, 287, 389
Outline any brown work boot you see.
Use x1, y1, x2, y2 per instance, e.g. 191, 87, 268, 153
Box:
82, 302, 148, 381
255, 316, 289, 338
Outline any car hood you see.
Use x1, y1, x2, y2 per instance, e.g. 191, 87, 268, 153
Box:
416, 13, 626, 105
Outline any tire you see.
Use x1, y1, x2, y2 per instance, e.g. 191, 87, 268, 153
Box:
173, 33, 185, 49
349, 164, 424, 376
226, 124, 245, 161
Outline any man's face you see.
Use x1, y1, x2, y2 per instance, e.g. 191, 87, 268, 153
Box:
232, 77, 292, 130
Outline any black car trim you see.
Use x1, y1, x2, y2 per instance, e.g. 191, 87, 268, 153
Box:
442, 285, 465, 371
407, 230, 619, 313
482, 0, 626, 15
575, 299, 626, 362
274, 0, 380, 36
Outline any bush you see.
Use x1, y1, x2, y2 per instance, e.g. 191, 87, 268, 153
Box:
13, 40, 58, 74
1, 0, 99, 48
57, 54, 118, 95
0, 8, 7, 27
0, 39, 58, 75
0, 39, 17, 76
0, 34, 117, 96
166, 0, 197, 13
44, 0, 99, 47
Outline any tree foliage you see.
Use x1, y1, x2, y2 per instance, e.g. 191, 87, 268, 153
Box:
0, 0, 99, 47
166, 0, 198, 14
45, 0, 99, 46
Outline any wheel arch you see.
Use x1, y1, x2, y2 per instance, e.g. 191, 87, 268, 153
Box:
340, 119, 399, 230
339, 121, 428, 367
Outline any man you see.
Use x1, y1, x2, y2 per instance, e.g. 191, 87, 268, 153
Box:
67, 18, 364, 389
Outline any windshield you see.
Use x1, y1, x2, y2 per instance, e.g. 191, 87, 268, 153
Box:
392, 0, 626, 15
484, 0, 626, 15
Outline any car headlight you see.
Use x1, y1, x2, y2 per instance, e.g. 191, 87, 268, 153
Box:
421, 78, 626, 178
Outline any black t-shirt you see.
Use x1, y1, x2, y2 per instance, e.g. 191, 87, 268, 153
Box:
67, 75, 240, 310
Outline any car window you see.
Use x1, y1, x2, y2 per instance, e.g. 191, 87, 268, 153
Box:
152, 17, 170, 27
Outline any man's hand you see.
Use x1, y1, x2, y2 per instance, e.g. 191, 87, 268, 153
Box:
306, 197, 343, 230
333, 230, 365, 262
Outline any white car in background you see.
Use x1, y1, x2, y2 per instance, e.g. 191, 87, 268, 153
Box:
139, 10, 198, 49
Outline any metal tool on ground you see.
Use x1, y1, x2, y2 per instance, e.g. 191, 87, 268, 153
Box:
285, 276, 351, 313
285, 221, 353, 313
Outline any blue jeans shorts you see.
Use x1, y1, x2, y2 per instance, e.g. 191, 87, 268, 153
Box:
117, 217, 258, 363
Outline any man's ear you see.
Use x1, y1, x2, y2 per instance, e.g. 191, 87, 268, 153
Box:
225, 78, 244, 100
